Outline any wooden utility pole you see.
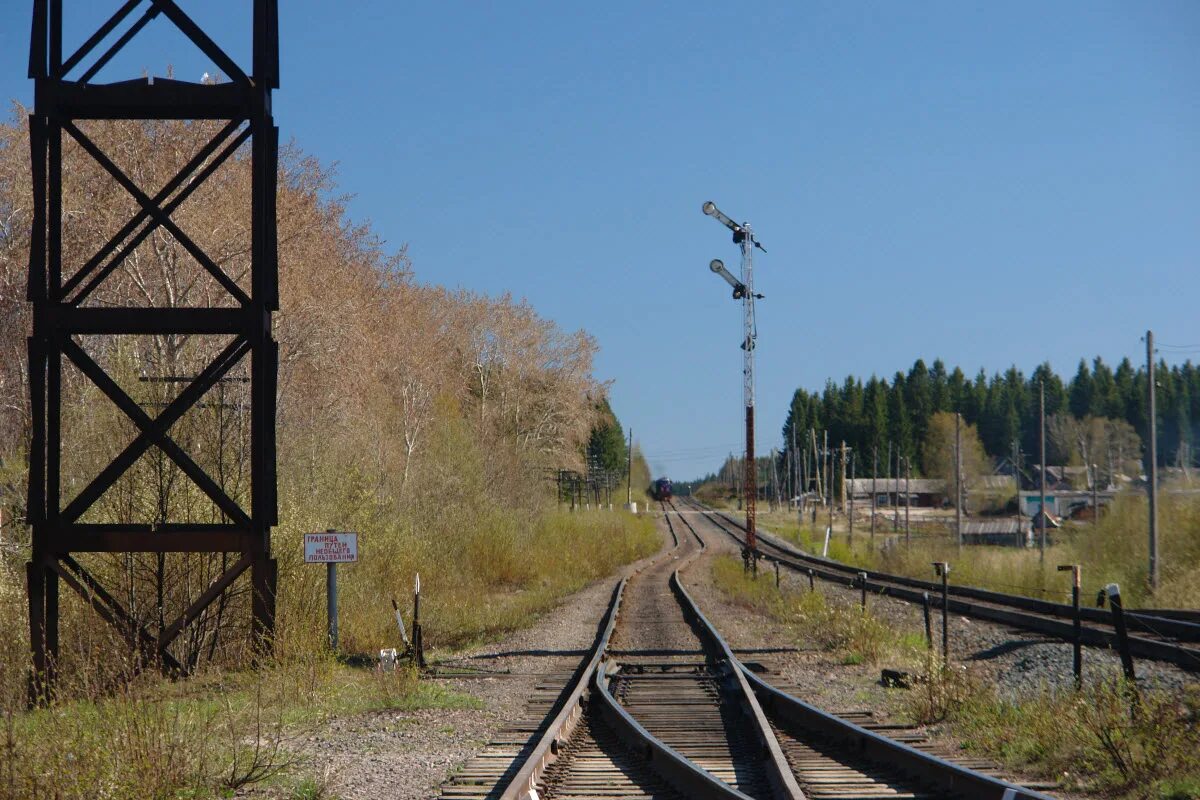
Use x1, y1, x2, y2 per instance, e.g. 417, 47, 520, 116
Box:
905, 456, 911, 546
848, 452, 855, 542
955, 412, 963, 548
887, 440, 893, 523
626, 429, 633, 507
871, 446, 878, 540
823, 429, 830, 509
1013, 438, 1022, 540
894, 447, 901, 532
840, 441, 848, 515
811, 429, 822, 503
1091, 463, 1099, 528
1147, 330, 1159, 590
1039, 381, 1047, 562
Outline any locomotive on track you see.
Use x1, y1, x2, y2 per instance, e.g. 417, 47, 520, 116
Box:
649, 477, 673, 501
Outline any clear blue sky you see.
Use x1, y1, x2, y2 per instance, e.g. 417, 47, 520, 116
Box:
2, 1, 1197, 480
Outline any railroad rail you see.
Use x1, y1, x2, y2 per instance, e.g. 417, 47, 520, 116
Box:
681, 496, 1200, 673
447, 501, 1059, 799
666, 501, 1057, 800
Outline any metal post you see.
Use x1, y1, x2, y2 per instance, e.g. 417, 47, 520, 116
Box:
904, 456, 911, 547
858, 571, 868, 611
933, 562, 950, 664
1091, 463, 1099, 527
1146, 331, 1158, 590
774, 560, 780, 588
1105, 583, 1136, 682
413, 573, 425, 669
1058, 564, 1082, 687
807, 569, 814, 591
922, 591, 933, 650
326, 561, 338, 651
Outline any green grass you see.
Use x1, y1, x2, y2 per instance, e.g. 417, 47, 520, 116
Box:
927, 677, 1200, 798
709, 555, 924, 667
753, 492, 1200, 609
710, 546, 1200, 800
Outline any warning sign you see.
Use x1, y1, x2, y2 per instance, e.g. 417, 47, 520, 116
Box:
304, 532, 358, 563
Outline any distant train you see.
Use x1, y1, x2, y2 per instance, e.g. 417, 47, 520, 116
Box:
650, 477, 673, 501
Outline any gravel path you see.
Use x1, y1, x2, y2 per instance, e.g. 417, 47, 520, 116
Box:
278, 520, 673, 800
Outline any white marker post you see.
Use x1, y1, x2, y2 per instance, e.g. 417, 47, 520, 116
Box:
305, 530, 359, 650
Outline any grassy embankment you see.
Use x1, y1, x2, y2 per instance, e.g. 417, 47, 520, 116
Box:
0, 508, 659, 799
712, 554, 1200, 799
753, 491, 1200, 609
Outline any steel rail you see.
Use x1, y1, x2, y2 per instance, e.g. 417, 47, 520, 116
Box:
497, 578, 626, 800
663, 505, 806, 800
591, 662, 761, 800
667, 505, 1056, 800
688, 498, 1200, 672
503, 503, 782, 800
740, 668, 1055, 799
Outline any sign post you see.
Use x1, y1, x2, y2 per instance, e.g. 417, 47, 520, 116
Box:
305, 530, 359, 651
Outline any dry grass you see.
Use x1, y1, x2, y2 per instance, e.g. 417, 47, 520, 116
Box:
710, 555, 924, 666
912, 669, 1200, 799
0, 505, 657, 800
755, 491, 1200, 609
710, 549, 1200, 799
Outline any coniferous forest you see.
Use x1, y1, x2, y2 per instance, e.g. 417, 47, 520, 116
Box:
782, 357, 1200, 477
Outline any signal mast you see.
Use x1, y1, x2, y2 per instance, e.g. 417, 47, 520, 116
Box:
703, 201, 766, 566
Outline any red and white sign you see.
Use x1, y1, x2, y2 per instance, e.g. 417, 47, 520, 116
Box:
304, 532, 358, 563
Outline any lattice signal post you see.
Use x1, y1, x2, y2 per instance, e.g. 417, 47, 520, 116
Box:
702, 201, 766, 564
26, 1, 280, 699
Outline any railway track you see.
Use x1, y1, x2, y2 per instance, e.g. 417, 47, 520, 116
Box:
680, 496, 1200, 673
444, 500, 1058, 800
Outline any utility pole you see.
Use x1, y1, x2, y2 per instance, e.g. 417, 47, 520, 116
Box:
816, 429, 825, 503
840, 441, 848, 515
1147, 330, 1159, 590
871, 446, 878, 540
771, 448, 781, 511
828, 444, 835, 533
823, 429, 830, 508
848, 451, 855, 543
894, 446, 901, 532
955, 413, 963, 547
791, 426, 798, 507
905, 456, 911, 546
1039, 380, 1047, 562
1091, 463, 1099, 528
886, 441, 892, 521
1013, 438, 1022, 541
626, 428, 633, 507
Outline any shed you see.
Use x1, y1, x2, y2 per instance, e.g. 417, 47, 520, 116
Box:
847, 478, 946, 508
962, 518, 1032, 548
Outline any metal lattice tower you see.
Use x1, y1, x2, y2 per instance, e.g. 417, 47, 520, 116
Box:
26, 0, 280, 699
703, 202, 765, 557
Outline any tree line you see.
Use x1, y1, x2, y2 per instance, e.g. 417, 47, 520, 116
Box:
0, 112, 615, 669
781, 356, 1200, 478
